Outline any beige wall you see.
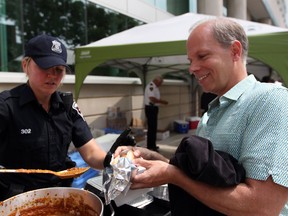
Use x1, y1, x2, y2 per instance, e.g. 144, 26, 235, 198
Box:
62, 82, 193, 132
0, 74, 193, 133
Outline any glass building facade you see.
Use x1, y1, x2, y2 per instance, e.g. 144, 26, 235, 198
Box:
0, 0, 143, 73
1, 0, 287, 76
143, 0, 197, 14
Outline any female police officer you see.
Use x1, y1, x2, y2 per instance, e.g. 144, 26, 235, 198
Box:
0, 34, 108, 200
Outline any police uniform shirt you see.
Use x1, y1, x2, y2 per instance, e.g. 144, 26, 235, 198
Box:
144, 81, 160, 106
0, 83, 93, 188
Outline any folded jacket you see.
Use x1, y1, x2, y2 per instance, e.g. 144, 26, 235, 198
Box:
168, 135, 246, 216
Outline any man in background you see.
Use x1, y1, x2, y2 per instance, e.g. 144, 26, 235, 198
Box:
144, 76, 168, 151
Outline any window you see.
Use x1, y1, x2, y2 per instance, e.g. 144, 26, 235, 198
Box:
0, 0, 143, 74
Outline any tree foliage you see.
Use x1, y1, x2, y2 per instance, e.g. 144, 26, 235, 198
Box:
2, 0, 142, 72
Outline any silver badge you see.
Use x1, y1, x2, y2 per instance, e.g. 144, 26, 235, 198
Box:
51, 40, 62, 53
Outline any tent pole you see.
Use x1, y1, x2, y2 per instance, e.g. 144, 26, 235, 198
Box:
143, 64, 148, 91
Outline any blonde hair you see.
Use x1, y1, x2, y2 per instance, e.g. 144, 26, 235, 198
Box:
22, 57, 32, 75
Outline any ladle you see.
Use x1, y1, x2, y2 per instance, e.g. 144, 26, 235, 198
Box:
0, 167, 90, 179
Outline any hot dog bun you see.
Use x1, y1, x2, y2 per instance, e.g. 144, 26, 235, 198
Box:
124, 150, 134, 161
111, 150, 134, 165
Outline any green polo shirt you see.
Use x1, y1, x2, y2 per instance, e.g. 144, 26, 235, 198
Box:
197, 75, 288, 215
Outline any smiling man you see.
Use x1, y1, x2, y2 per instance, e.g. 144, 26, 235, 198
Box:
115, 17, 288, 216
185, 17, 288, 215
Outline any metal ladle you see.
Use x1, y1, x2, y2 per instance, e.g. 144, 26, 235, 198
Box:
0, 167, 90, 179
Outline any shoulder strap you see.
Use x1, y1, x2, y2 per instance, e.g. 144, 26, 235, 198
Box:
59, 92, 74, 114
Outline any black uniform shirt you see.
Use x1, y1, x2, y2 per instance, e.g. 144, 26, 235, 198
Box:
0, 83, 93, 189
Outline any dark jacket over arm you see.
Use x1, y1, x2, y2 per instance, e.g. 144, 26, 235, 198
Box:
168, 135, 246, 216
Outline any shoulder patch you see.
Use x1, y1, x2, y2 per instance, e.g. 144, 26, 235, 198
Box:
72, 101, 85, 121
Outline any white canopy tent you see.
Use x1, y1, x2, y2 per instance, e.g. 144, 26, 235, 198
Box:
74, 13, 288, 99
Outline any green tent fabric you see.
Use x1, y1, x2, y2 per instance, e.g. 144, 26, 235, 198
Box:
248, 32, 288, 83
74, 40, 187, 99
74, 13, 288, 100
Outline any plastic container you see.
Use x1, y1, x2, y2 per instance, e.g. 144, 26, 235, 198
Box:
69, 151, 99, 188
174, 120, 189, 133
157, 130, 170, 140
103, 128, 123, 134
72, 169, 99, 188
186, 116, 201, 129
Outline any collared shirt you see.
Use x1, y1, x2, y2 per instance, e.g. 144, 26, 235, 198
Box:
144, 81, 160, 106
0, 83, 92, 189
196, 75, 288, 214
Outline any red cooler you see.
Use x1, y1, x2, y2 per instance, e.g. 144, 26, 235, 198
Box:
186, 116, 201, 129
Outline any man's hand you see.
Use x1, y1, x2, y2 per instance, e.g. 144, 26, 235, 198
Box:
103, 127, 136, 167
130, 158, 173, 189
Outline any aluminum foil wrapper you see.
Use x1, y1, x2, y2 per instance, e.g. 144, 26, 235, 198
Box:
149, 184, 170, 202
103, 155, 136, 205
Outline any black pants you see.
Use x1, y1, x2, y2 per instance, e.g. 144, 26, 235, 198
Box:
145, 105, 158, 149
